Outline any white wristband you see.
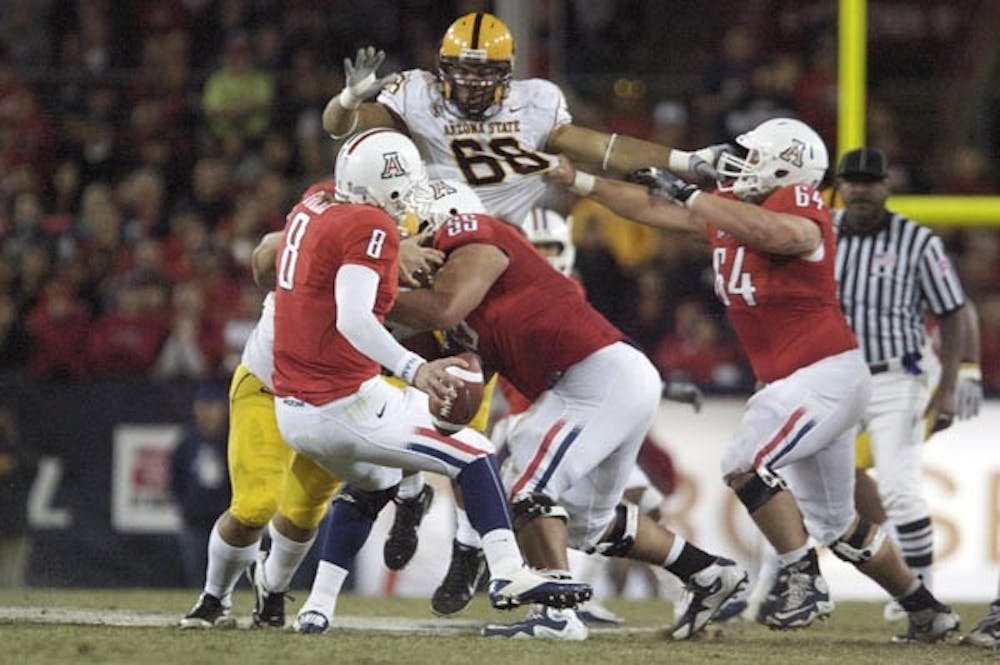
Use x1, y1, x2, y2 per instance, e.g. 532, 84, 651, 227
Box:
570, 171, 596, 196
395, 352, 426, 385
683, 189, 702, 208
668, 149, 692, 173
338, 86, 363, 111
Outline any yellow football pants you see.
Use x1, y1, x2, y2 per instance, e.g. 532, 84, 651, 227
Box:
227, 364, 340, 530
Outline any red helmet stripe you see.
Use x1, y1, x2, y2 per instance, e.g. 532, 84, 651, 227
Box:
346, 128, 399, 156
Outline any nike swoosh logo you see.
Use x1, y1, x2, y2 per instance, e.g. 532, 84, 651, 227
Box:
376, 403, 387, 418
508, 105, 525, 112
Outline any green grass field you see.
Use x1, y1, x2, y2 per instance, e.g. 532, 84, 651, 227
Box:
0, 589, 995, 665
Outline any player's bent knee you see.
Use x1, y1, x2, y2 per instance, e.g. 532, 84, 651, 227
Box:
586, 503, 638, 558
830, 516, 888, 564
229, 497, 279, 529
336, 484, 396, 520
510, 492, 568, 531
729, 466, 786, 513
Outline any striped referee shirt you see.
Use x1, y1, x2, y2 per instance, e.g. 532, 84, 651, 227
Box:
833, 209, 966, 364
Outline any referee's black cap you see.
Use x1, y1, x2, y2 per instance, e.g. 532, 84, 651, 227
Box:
836, 148, 889, 182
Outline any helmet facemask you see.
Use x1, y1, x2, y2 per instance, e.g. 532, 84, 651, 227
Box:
716, 118, 828, 201
438, 57, 512, 120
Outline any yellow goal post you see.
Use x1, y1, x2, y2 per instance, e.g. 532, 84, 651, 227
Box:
837, 0, 1000, 226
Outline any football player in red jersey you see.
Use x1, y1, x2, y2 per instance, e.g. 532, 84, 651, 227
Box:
271, 128, 591, 634
549, 117, 959, 642
391, 181, 747, 641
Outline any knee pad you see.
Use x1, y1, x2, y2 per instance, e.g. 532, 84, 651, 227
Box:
831, 517, 887, 564
733, 466, 786, 513
334, 484, 396, 520
510, 492, 569, 531
586, 503, 639, 558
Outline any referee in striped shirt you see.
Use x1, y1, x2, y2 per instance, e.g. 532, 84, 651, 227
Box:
833, 147, 980, 614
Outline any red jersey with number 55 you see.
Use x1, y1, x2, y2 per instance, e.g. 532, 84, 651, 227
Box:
433, 213, 624, 401
708, 184, 856, 384
273, 185, 400, 403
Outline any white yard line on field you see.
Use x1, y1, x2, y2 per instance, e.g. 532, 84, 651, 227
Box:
0, 606, 660, 635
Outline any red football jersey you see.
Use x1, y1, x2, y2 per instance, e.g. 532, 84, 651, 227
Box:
273, 186, 401, 403
708, 185, 857, 383
433, 213, 624, 401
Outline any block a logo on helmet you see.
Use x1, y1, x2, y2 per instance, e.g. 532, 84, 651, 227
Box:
437, 12, 514, 120
421, 179, 486, 234
716, 118, 829, 202
381, 152, 408, 179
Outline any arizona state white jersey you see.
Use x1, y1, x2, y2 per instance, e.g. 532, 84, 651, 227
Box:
241, 291, 275, 391
377, 69, 571, 224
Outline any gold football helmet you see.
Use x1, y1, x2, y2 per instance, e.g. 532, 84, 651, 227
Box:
437, 12, 514, 119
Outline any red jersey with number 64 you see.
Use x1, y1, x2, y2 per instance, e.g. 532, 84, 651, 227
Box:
433, 213, 624, 401
273, 184, 400, 403
708, 184, 856, 384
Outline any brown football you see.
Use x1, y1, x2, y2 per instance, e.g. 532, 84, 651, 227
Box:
428, 351, 485, 433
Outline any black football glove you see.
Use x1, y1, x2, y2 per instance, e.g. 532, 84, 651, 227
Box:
628, 168, 701, 206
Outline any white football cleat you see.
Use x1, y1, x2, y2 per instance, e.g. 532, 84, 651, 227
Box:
670, 558, 749, 640
893, 604, 960, 643
487, 568, 592, 610
482, 606, 588, 640
960, 601, 1000, 648
576, 599, 624, 626
883, 599, 907, 623
293, 609, 330, 635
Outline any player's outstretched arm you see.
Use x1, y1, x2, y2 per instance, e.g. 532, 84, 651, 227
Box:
546, 124, 723, 180
547, 155, 701, 233
626, 168, 821, 256
322, 46, 405, 138
391, 244, 509, 330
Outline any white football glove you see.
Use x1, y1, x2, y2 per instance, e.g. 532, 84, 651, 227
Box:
338, 46, 398, 110
955, 363, 983, 420
668, 143, 734, 182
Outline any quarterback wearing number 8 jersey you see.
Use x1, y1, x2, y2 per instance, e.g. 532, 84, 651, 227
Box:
551, 117, 959, 643
273, 129, 591, 635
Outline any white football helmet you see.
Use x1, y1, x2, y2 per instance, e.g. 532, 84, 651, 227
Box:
716, 117, 828, 200
423, 179, 487, 231
334, 128, 432, 230
521, 208, 575, 275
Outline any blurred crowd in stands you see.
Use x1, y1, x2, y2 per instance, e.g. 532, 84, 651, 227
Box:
1, 0, 997, 394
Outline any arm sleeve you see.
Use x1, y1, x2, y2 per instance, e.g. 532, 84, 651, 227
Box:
335, 263, 425, 383
918, 234, 966, 315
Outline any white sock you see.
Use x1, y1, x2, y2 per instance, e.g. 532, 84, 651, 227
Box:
396, 472, 424, 501
264, 522, 316, 593
453, 506, 482, 548
480, 528, 523, 579
299, 560, 349, 620
204, 523, 259, 601
777, 544, 810, 568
